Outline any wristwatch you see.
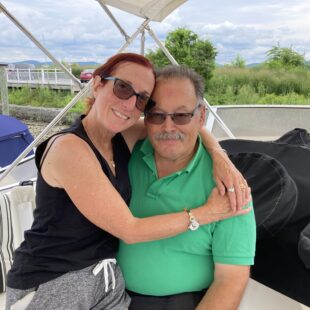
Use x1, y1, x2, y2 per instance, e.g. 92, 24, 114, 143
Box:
184, 208, 200, 231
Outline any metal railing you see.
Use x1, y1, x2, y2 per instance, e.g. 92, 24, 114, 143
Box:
6, 68, 76, 90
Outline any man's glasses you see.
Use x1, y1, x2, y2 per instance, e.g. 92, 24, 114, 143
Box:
145, 105, 201, 125
102, 76, 152, 112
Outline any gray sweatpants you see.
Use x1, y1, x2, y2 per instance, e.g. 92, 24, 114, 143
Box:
6, 260, 130, 310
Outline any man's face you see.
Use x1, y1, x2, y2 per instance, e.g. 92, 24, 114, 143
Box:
146, 77, 205, 163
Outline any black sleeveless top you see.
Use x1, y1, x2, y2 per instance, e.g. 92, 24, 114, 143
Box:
7, 116, 131, 289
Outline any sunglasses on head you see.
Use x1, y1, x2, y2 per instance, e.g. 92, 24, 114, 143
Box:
102, 76, 152, 112
145, 105, 202, 125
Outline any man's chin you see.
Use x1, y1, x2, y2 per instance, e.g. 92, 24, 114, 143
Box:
155, 148, 182, 161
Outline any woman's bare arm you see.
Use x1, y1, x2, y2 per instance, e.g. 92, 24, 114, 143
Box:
199, 128, 250, 211
41, 135, 251, 244
122, 119, 251, 211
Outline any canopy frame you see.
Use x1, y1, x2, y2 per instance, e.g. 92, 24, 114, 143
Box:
0, 0, 234, 182
97, 0, 235, 139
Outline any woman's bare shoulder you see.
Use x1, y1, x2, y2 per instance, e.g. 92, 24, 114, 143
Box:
41, 133, 99, 187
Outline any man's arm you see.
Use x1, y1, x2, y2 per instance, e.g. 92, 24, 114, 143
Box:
196, 264, 250, 310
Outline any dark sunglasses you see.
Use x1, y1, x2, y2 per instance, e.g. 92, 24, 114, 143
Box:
102, 76, 152, 112
145, 105, 201, 125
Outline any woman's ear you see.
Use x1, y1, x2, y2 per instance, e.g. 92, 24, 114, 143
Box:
92, 75, 103, 98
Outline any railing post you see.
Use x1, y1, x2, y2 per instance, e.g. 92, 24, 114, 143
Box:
41, 68, 45, 85
55, 68, 58, 85
16, 68, 20, 82
0, 63, 9, 115
28, 68, 31, 81
69, 67, 74, 94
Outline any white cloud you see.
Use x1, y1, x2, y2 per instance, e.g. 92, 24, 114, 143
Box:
1, 0, 309, 64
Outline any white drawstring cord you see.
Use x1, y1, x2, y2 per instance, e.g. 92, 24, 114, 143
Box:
92, 258, 117, 292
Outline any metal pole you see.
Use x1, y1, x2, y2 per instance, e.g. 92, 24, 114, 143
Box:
146, 25, 235, 139
146, 26, 177, 65
96, 0, 130, 42
0, 63, 9, 115
140, 29, 145, 55
0, 82, 92, 182
117, 19, 151, 54
0, 2, 82, 89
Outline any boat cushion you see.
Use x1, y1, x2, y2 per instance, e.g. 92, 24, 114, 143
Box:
0, 192, 14, 293
220, 136, 310, 226
226, 152, 298, 239
274, 128, 310, 148
0, 185, 35, 293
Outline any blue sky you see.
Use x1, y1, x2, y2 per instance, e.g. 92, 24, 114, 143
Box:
1, 0, 309, 65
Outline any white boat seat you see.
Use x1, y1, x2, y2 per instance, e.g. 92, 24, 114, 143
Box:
0, 184, 35, 294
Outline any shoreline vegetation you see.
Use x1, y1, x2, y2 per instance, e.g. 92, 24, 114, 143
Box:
5, 29, 310, 112
6, 66, 310, 115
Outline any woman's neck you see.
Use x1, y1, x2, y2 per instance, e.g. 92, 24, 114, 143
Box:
82, 113, 116, 177
82, 113, 115, 150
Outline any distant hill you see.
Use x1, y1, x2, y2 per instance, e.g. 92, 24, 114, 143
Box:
247, 63, 261, 68
13, 60, 42, 66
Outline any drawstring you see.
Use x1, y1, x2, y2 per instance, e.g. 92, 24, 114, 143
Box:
92, 258, 117, 292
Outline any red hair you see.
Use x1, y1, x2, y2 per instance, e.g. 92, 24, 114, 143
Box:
84, 53, 155, 114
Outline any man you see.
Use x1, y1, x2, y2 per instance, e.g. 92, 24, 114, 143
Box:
117, 65, 256, 310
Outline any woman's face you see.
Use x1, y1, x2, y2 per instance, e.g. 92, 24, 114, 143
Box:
92, 61, 155, 133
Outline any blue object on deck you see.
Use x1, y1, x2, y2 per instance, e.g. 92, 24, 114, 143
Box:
0, 115, 34, 167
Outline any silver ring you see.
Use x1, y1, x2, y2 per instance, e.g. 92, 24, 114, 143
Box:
227, 187, 235, 193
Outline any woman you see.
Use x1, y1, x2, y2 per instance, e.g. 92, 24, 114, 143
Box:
6, 53, 250, 310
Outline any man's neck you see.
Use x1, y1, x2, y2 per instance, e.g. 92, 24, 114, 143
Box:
155, 142, 198, 179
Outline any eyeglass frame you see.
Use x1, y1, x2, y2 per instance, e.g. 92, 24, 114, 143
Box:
101, 76, 154, 112
144, 103, 203, 125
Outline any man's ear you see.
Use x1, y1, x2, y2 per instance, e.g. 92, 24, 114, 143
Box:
92, 75, 103, 98
199, 105, 206, 127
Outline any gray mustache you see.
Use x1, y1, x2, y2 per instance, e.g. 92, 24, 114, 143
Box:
154, 132, 185, 141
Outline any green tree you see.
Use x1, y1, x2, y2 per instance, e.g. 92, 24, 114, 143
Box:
230, 54, 246, 68
147, 28, 217, 86
71, 63, 83, 78
265, 44, 306, 69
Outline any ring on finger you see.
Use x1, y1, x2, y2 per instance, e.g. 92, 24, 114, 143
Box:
239, 183, 247, 190
227, 187, 235, 193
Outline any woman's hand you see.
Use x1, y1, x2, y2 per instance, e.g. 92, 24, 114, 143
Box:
197, 188, 252, 225
210, 148, 251, 212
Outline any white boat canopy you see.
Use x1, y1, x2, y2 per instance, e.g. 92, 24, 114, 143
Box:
100, 0, 187, 22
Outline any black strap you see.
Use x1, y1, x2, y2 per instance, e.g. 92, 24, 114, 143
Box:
39, 134, 66, 170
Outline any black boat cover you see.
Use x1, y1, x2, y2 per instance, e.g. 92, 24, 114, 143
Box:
227, 152, 298, 238
299, 222, 310, 269
220, 128, 310, 306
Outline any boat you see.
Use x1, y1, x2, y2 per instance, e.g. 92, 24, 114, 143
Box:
0, 1, 309, 309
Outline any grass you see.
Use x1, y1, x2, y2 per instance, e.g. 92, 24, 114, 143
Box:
206, 67, 310, 105
7, 67, 310, 109
8, 87, 85, 113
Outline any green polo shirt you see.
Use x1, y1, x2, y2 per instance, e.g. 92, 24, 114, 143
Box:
117, 137, 256, 296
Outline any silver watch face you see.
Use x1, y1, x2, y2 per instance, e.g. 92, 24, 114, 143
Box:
189, 219, 200, 231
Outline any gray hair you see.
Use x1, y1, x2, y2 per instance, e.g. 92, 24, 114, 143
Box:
155, 65, 205, 103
